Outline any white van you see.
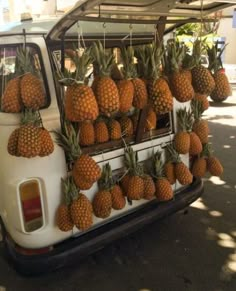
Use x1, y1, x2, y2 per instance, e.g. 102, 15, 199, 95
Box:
0, 0, 233, 274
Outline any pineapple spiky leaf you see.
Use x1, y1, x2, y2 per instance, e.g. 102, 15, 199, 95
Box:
54, 122, 82, 162
92, 41, 115, 77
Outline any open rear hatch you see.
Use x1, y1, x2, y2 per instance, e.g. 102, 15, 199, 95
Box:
46, 0, 236, 41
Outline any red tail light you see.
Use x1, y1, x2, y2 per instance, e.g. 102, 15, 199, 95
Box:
19, 179, 44, 232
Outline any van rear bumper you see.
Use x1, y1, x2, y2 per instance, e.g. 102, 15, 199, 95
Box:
5, 178, 203, 275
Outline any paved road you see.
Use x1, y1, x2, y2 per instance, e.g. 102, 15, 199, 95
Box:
0, 95, 235, 291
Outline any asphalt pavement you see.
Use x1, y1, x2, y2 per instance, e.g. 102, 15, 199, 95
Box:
0, 93, 235, 291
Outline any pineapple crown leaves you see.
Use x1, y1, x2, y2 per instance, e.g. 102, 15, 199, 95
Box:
54, 121, 82, 162
20, 108, 41, 127
120, 45, 137, 79
151, 150, 165, 179
146, 42, 164, 80
191, 99, 204, 121
68, 176, 80, 201
134, 45, 150, 79
61, 177, 73, 206
207, 41, 227, 73
58, 47, 94, 86
16, 46, 38, 76
191, 38, 208, 66
98, 163, 114, 191
92, 41, 115, 77
176, 107, 193, 132
202, 143, 214, 158
166, 39, 186, 73
166, 144, 181, 164
123, 145, 143, 176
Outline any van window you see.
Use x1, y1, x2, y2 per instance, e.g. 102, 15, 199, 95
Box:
0, 44, 50, 113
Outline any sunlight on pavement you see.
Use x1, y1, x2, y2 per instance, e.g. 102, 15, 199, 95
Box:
208, 176, 226, 185
209, 210, 223, 217
220, 252, 236, 282
217, 233, 236, 248
191, 198, 208, 210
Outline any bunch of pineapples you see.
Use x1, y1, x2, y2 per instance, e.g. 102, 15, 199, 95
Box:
151, 151, 173, 201
123, 145, 145, 200
191, 143, 223, 178
92, 163, 126, 218
56, 176, 93, 232
174, 107, 202, 156
207, 41, 232, 102
58, 47, 99, 122
2, 46, 46, 113
165, 145, 193, 186
92, 41, 120, 116
7, 109, 54, 158
191, 39, 215, 96
136, 42, 173, 115
55, 122, 101, 190
165, 39, 194, 103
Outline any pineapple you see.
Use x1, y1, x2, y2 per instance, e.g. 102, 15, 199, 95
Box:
120, 116, 133, 137
55, 122, 101, 189
142, 43, 173, 114
56, 177, 74, 232
79, 121, 95, 146
142, 174, 155, 200
192, 99, 209, 144
17, 47, 46, 110
111, 184, 126, 210
59, 47, 99, 122
73, 174, 93, 190
1, 77, 22, 113
167, 145, 193, 185
116, 46, 135, 112
174, 108, 191, 154
69, 177, 93, 231
101, 163, 126, 210
7, 128, 21, 157
39, 128, 54, 157
175, 161, 193, 185
166, 40, 194, 102
164, 161, 176, 185
145, 107, 157, 131
132, 78, 148, 109
109, 119, 122, 140
191, 157, 207, 178
93, 190, 112, 218
17, 109, 41, 158
92, 41, 120, 116
191, 39, 215, 95
152, 151, 173, 201
124, 146, 144, 200
207, 156, 223, 176
73, 154, 101, 183
189, 131, 202, 156
204, 144, 223, 176
94, 119, 109, 143
93, 164, 113, 218
194, 93, 209, 111
207, 42, 232, 102
120, 173, 131, 195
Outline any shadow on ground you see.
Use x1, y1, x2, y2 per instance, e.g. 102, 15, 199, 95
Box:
209, 100, 236, 108
0, 123, 235, 291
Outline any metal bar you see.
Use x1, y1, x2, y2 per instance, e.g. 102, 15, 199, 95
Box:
74, 15, 218, 24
